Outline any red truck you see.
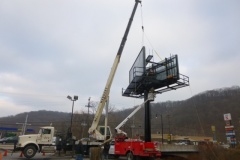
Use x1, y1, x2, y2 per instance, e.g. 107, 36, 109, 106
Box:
114, 137, 161, 160
113, 98, 161, 160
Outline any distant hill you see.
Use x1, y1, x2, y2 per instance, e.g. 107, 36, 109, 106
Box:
0, 86, 239, 143
108, 86, 240, 143
0, 110, 71, 135
152, 86, 240, 142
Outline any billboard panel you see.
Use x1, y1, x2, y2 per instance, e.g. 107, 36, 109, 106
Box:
154, 55, 179, 81
129, 47, 146, 83
122, 47, 189, 98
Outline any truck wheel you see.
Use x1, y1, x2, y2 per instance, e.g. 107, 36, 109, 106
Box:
23, 145, 37, 159
114, 155, 120, 159
146, 158, 155, 160
135, 156, 143, 160
127, 152, 135, 160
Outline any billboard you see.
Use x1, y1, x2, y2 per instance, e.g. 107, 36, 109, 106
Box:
154, 55, 179, 81
129, 47, 146, 83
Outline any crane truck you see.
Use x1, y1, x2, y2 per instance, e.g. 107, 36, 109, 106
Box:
82, 0, 142, 157
113, 93, 161, 160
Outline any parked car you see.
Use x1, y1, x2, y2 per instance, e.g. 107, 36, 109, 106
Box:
0, 136, 18, 144
221, 144, 230, 149
0, 137, 8, 144
175, 141, 188, 145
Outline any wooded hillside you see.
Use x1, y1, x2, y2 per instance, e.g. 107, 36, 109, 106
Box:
0, 86, 239, 143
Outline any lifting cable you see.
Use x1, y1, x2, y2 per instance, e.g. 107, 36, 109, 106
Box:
189, 86, 219, 160
140, 2, 162, 61
189, 86, 205, 136
140, 2, 144, 47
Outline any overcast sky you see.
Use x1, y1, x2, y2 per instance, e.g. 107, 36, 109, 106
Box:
0, 0, 239, 117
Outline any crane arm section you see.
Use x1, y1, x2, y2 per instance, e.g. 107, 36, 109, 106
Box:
115, 102, 144, 136
88, 0, 141, 137
115, 99, 151, 136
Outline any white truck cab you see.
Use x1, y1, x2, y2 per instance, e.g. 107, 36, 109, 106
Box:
15, 126, 55, 159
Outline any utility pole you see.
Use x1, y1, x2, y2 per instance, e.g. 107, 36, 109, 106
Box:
161, 114, 164, 144
85, 97, 92, 134
156, 114, 164, 144
16, 114, 31, 135
167, 114, 171, 143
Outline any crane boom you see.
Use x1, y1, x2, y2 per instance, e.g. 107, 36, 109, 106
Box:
88, 0, 141, 139
115, 101, 145, 136
115, 92, 155, 136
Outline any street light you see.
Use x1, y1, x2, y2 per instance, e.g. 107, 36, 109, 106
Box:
156, 114, 164, 144
67, 95, 78, 134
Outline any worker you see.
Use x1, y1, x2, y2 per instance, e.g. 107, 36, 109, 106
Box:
135, 134, 140, 140
147, 68, 155, 76
75, 140, 83, 160
103, 142, 110, 160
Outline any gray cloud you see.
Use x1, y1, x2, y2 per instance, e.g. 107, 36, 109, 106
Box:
0, 0, 240, 117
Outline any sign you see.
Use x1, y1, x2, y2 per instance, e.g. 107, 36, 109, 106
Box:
231, 138, 236, 141
231, 141, 237, 145
227, 138, 231, 143
225, 121, 231, 126
225, 126, 234, 129
224, 113, 232, 121
226, 132, 235, 136
211, 126, 216, 132
225, 128, 234, 131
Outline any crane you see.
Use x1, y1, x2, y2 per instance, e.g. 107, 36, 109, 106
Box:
88, 0, 142, 141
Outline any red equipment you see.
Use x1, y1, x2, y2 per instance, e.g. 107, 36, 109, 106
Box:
113, 98, 161, 159
115, 138, 161, 159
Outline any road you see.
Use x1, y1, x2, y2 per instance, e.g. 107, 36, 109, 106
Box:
0, 152, 74, 160
0, 144, 126, 160
0, 152, 127, 160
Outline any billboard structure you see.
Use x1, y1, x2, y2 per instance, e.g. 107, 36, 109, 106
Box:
122, 46, 189, 98
122, 46, 189, 142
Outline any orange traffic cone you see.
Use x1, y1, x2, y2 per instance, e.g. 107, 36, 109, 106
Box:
3, 150, 7, 156
42, 152, 45, 156
0, 152, 3, 160
19, 152, 23, 157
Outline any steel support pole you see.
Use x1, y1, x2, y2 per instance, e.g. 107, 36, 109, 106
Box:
161, 114, 164, 144
144, 90, 151, 142
70, 101, 75, 133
